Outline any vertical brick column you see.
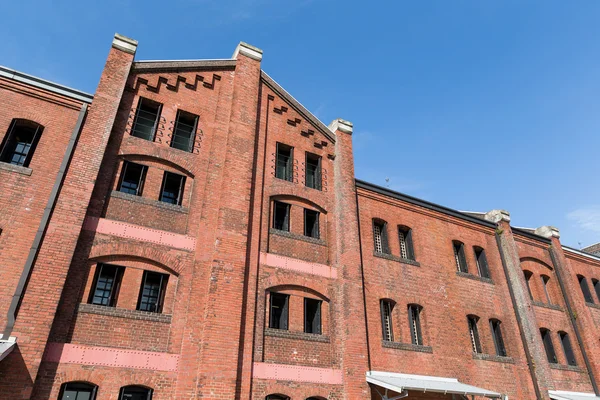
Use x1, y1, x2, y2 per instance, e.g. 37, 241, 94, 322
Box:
0, 34, 137, 399
540, 226, 600, 395
485, 210, 552, 400
330, 119, 370, 399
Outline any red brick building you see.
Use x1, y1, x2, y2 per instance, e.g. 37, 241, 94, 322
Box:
0, 34, 599, 400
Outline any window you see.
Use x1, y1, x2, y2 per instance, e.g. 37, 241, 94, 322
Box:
490, 319, 507, 356
380, 300, 394, 341
118, 161, 147, 196
275, 143, 293, 181
373, 220, 390, 254
88, 264, 124, 307
159, 171, 186, 205
593, 279, 600, 303
523, 270, 534, 300
272, 201, 290, 231
137, 271, 169, 313
474, 247, 490, 279
541, 275, 552, 304
304, 209, 320, 238
467, 315, 482, 354
266, 395, 290, 400
59, 382, 97, 400
540, 328, 558, 363
305, 152, 322, 190
0, 119, 43, 167
171, 110, 198, 152
269, 292, 289, 330
453, 241, 468, 273
131, 97, 162, 141
304, 298, 322, 334
398, 226, 415, 261
408, 304, 423, 346
578, 275, 594, 303
119, 385, 153, 400
559, 331, 577, 366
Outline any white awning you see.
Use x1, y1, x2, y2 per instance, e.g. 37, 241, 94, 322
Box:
367, 371, 503, 398
0, 339, 16, 362
550, 391, 600, 400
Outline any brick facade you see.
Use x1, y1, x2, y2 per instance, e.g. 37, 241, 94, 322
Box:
0, 35, 599, 399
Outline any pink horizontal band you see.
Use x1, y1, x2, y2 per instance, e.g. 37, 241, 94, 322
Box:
260, 252, 337, 278
45, 343, 179, 372
83, 217, 196, 251
253, 362, 342, 384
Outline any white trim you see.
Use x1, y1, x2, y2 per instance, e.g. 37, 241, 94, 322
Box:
112, 33, 138, 55
232, 42, 263, 61
563, 246, 600, 262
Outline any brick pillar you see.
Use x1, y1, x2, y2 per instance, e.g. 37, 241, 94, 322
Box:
0, 34, 137, 399
539, 226, 600, 395
330, 119, 370, 399
484, 210, 552, 400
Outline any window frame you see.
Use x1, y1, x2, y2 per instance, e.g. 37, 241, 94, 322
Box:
453, 241, 468, 273
467, 315, 482, 354
136, 271, 169, 313
373, 219, 390, 254
523, 270, 534, 300
305, 152, 322, 190
171, 109, 198, 152
118, 161, 148, 196
59, 381, 98, 400
408, 304, 423, 346
303, 209, 320, 239
159, 171, 186, 205
304, 297, 322, 334
474, 246, 490, 279
269, 292, 289, 330
490, 319, 507, 357
131, 97, 162, 142
540, 328, 558, 364
88, 263, 124, 307
380, 299, 394, 342
558, 331, 577, 366
541, 275, 552, 304
272, 201, 291, 232
578, 275, 594, 303
119, 385, 153, 400
266, 395, 290, 400
0, 119, 44, 167
398, 225, 415, 261
275, 142, 294, 182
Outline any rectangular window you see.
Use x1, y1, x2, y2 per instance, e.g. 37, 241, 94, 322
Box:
131, 97, 162, 141
272, 201, 290, 231
275, 143, 293, 181
453, 241, 468, 273
373, 220, 390, 254
490, 319, 507, 356
304, 209, 320, 239
0, 120, 43, 167
578, 275, 594, 303
159, 171, 186, 205
468, 316, 482, 353
408, 305, 423, 346
118, 161, 147, 196
559, 332, 577, 366
398, 226, 415, 260
541, 329, 558, 364
541, 275, 552, 304
305, 152, 322, 190
304, 298, 322, 334
137, 271, 169, 313
269, 292, 289, 330
380, 300, 394, 341
474, 247, 490, 278
171, 110, 198, 152
89, 264, 124, 307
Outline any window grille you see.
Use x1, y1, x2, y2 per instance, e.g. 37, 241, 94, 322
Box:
468, 315, 482, 353
490, 319, 507, 356
304, 298, 322, 334
89, 264, 124, 307
269, 293, 289, 330
0, 119, 43, 167
118, 161, 147, 196
275, 143, 293, 181
305, 152, 322, 190
408, 304, 423, 346
380, 300, 394, 341
540, 328, 558, 363
304, 209, 320, 239
131, 97, 162, 141
137, 271, 168, 313
559, 331, 577, 366
273, 201, 290, 231
171, 110, 198, 152
453, 241, 468, 273
398, 226, 415, 260
373, 220, 389, 254
159, 172, 186, 205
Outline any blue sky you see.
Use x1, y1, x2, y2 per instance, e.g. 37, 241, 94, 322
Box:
2, 1, 599, 248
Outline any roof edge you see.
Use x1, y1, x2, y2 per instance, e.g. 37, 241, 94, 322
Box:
563, 245, 600, 263
132, 59, 237, 72
511, 226, 551, 244
0, 66, 93, 103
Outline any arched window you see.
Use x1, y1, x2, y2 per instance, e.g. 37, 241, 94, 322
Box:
0, 119, 43, 167
59, 381, 97, 400
408, 304, 423, 346
266, 395, 290, 400
398, 225, 415, 260
373, 219, 390, 254
540, 275, 552, 304
558, 331, 577, 366
523, 270, 534, 300
119, 385, 153, 400
453, 241, 468, 273
540, 328, 557, 364
380, 299, 395, 341
577, 275, 594, 303
489, 319, 507, 357
467, 315, 482, 354
592, 279, 600, 303
473, 246, 490, 279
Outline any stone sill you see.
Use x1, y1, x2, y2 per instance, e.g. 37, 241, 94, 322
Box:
111, 190, 189, 214
0, 162, 32, 176
382, 341, 433, 353
269, 228, 326, 246
586, 302, 600, 310
472, 353, 515, 364
532, 301, 563, 311
78, 303, 172, 324
550, 363, 585, 372
456, 271, 494, 284
264, 327, 330, 343
373, 252, 420, 267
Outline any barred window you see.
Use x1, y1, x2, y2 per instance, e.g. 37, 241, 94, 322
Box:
373, 219, 389, 254
305, 152, 322, 190
408, 304, 423, 346
171, 110, 198, 152
275, 143, 293, 181
453, 241, 468, 273
380, 300, 394, 341
467, 315, 482, 353
131, 97, 162, 141
398, 225, 415, 260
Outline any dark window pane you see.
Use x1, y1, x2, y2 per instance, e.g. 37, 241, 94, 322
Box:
137, 271, 168, 313
273, 201, 290, 231
89, 264, 123, 307
408, 304, 423, 346
304, 209, 320, 238
594, 279, 600, 303
454, 241, 468, 273
120, 385, 152, 400
373, 220, 390, 254
380, 300, 394, 341
475, 247, 490, 278
305, 153, 322, 190
304, 298, 322, 334
269, 293, 289, 330
118, 162, 147, 196
541, 275, 552, 304
541, 329, 558, 363
171, 110, 198, 152
468, 316, 482, 353
524, 270, 534, 300
131, 98, 161, 141
398, 226, 415, 260
578, 275, 594, 303
490, 319, 507, 356
266, 395, 290, 400
275, 143, 293, 181
0, 119, 43, 167
559, 332, 577, 366
60, 382, 97, 400
160, 172, 186, 205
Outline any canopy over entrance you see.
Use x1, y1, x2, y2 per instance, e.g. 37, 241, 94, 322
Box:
367, 371, 503, 399
550, 391, 600, 400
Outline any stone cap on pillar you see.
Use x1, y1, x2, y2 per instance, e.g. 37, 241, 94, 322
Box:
534, 226, 560, 239
484, 209, 511, 224
328, 119, 353, 135
112, 33, 138, 55
232, 42, 263, 61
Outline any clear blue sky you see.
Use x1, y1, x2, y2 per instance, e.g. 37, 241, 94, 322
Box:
2, 1, 599, 248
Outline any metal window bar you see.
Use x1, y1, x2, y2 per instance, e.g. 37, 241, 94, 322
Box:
171, 110, 198, 152
541, 329, 558, 363
305, 153, 322, 190
380, 300, 393, 341
275, 143, 293, 181
90, 264, 122, 307
409, 305, 422, 346
137, 271, 167, 313
454, 242, 468, 273
159, 172, 185, 205
0, 120, 43, 167
559, 332, 577, 366
131, 98, 162, 141
399, 230, 408, 259
373, 224, 383, 253
468, 317, 482, 353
